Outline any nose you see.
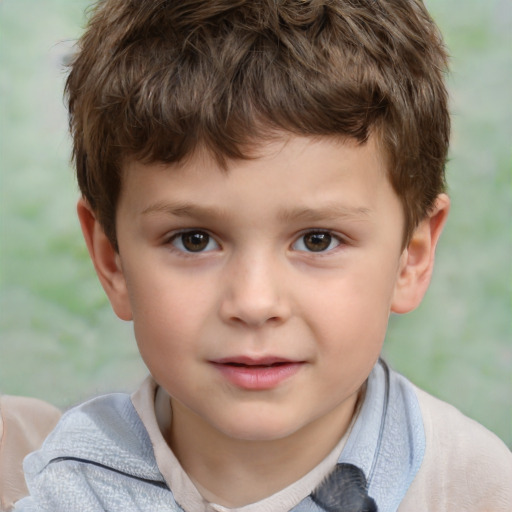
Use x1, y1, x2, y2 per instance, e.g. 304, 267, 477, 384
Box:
219, 253, 291, 328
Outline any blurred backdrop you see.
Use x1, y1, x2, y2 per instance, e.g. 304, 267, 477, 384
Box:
1, 0, 511, 447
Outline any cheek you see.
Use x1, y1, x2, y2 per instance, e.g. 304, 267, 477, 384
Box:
129, 285, 205, 396
126, 271, 225, 389
127, 264, 213, 324
305, 264, 395, 354
124, 274, 194, 355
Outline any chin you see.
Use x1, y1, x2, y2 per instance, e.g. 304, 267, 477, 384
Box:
215, 415, 304, 442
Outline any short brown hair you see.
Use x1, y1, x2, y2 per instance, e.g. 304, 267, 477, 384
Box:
66, 0, 450, 248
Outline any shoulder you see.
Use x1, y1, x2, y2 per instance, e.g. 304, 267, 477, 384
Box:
24, 392, 151, 473
399, 386, 512, 511
18, 393, 176, 511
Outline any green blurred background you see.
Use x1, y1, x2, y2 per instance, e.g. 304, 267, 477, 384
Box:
1, 0, 511, 447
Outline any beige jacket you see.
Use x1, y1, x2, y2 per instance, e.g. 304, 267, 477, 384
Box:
399, 386, 512, 510
0, 396, 61, 512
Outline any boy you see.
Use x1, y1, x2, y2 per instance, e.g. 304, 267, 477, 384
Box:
14, 0, 512, 510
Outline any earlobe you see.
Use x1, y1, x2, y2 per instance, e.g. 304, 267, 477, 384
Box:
77, 198, 133, 321
391, 194, 450, 314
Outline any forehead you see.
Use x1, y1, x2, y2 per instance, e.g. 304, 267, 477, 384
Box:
123, 131, 389, 182
124, 129, 389, 177
118, 134, 401, 228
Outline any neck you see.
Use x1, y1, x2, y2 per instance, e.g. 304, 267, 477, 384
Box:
166, 392, 362, 507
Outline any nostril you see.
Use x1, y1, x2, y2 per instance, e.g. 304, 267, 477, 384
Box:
218, 275, 290, 327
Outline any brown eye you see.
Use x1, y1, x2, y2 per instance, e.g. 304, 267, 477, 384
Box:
303, 232, 332, 252
171, 231, 218, 252
293, 231, 340, 252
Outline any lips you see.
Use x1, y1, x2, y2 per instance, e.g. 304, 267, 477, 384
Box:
214, 356, 296, 366
210, 356, 304, 390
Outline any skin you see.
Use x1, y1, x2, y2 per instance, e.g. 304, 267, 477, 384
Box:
78, 134, 449, 506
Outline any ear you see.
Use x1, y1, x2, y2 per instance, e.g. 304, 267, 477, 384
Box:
391, 193, 450, 314
77, 198, 133, 321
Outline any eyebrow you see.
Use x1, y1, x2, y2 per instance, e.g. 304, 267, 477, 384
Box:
141, 200, 371, 222
141, 201, 229, 220
277, 203, 371, 223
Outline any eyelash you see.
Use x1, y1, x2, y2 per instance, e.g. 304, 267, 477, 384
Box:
165, 229, 346, 255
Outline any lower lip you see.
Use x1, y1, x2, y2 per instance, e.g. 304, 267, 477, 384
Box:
212, 362, 303, 390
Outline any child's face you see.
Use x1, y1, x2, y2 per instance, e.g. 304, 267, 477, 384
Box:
104, 135, 411, 441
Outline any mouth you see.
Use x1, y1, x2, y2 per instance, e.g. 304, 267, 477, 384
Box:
226, 361, 290, 368
215, 356, 297, 366
210, 356, 305, 390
